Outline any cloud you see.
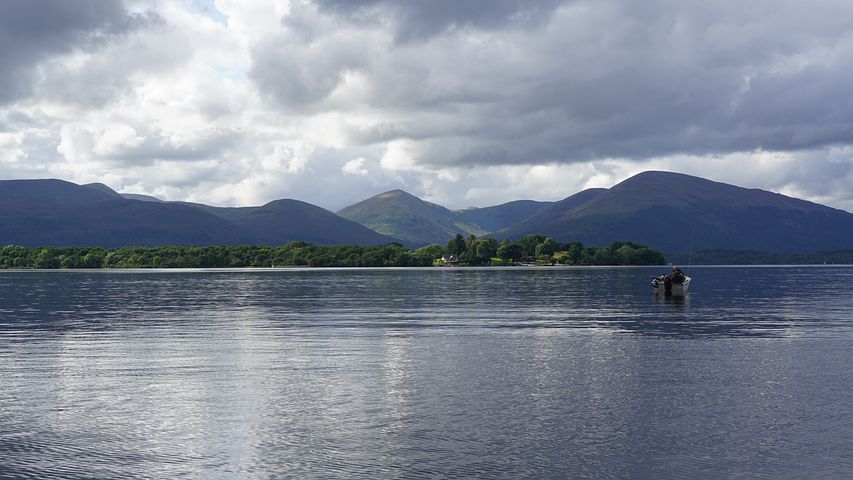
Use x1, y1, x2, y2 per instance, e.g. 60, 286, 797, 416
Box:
58, 122, 240, 165
1, 0, 852, 215
249, 33, 369, 110
248, 0, 853, 168
0, 0, 159, 105
342, 157, 368, 176
312, 0, 564, 42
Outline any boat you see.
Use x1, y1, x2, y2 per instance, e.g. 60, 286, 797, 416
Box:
651, 268, 691, 295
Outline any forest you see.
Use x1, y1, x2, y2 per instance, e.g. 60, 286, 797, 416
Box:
0, 234, 666, 269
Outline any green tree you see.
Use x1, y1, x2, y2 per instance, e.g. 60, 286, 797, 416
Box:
81, 251, 104, 268
447, 233, 467, 255
535, 237, 557, 258
414, 243, 442, 263
35, 248, 60, 269
497, 241, 523, 262
562, 242, 583, 265
517, 234, 545, 257
474, 238, 498, 263
60, 254, 80, 269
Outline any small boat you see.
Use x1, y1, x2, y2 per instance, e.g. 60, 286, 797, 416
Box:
651, 271, 691, 295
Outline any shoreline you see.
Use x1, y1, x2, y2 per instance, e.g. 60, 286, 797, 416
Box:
2, 263, 852, 272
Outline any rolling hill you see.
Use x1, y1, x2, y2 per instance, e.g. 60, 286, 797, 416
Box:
5, 172, 853, 254
0, 179, 251, 247
456, 200, 553, 234
193, 199, 395, 246
337, 189, 476, 245
0, 179, 395, 247
337, 189, 551, 246
500, 171, 853, 253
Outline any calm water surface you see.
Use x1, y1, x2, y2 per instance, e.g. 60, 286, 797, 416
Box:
1, 266, 852, 479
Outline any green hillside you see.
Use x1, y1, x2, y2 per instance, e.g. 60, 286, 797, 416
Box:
337, 190, 477, 245
337, 190, 551, 246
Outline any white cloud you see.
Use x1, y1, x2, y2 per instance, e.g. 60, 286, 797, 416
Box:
0, 0, 852, 215
0, 132, 26, 165
379, 141, 422, 172
92, 124, 146, 156
342, 157, 368, 176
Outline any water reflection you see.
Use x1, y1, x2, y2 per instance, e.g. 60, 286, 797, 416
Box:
1, 267, 853, 478
1, 267, 852, 340
653, 290, 688, 312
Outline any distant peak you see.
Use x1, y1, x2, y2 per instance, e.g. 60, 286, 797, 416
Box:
264, 198, 311, 208
83, 182, 122, 197
122, 193, 164, 203
624, 170, 704, 182
613, 171, 717, 190
3, 178, 73, 186
377, 189, 411, 198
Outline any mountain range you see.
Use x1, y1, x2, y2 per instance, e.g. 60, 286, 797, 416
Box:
336, 189, 551, 245
0, 179, 392, 248
2, 172, 852, 254
498, 171, 853, 253
338, 172, 853, 254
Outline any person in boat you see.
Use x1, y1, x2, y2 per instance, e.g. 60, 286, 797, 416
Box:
671, 266, 685, 284
651, 274, 671, 288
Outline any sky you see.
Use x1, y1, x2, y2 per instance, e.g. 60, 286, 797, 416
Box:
1, 0, 852, 212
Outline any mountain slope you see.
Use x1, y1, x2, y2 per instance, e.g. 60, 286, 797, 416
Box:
122, 193, 163, 202
456, 200, 552, 233
7, 174, 852, 253
502, 171, 853, 253
83, 182, 125, 199
0, 179, 396, 247
0, 179, 251, 247
199, 199, 396, 246
493, 188, 605, 237
338, 190, 554, 246
337, 189, 473, 245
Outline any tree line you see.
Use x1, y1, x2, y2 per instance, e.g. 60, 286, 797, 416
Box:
0, 235, 666, 269
443, 233, 665, 266
0, 243, 436, 269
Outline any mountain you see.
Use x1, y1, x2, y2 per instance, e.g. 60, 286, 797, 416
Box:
500, 171, 853, 253
7, 173, 852, 253
337, 189, 475, 245
122, 193, 163, 202
494, 188, 606, 234
83, 182, 126, 199
0, 179, 250, 247
456, 200, 553, 233
0, 179, 395, 247
193, 199, 395, 246
337, 189, 552, 246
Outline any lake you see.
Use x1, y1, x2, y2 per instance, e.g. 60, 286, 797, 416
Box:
1, 266, 852, 479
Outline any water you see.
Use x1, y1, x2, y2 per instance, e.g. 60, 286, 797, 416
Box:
1, 266, 852, 479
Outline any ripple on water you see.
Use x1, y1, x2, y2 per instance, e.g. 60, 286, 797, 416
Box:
1, 266, 852, 479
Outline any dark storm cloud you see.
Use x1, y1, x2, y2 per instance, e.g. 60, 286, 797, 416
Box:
0, 0, 157, 105
249, 0, 853, 167
312, 0, 565, 41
